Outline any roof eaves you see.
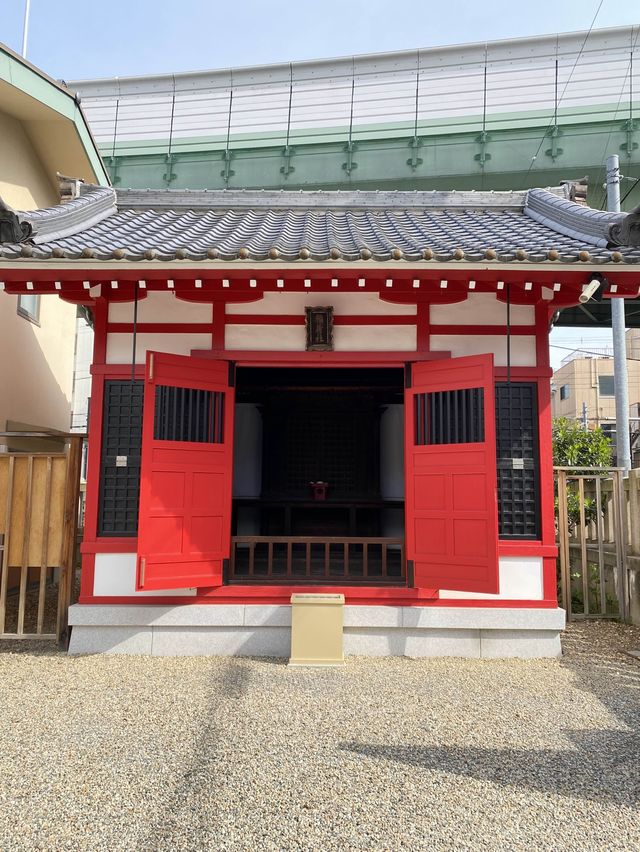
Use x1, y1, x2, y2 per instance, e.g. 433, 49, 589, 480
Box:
523, 188, 640, 249
17, 186, 117, 244
0, 42, 111, 189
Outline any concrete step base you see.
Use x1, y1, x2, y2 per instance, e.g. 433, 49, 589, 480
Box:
68, 604, 565, 659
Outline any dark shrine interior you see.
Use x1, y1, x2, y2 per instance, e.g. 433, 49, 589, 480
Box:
232, 367, 405, 537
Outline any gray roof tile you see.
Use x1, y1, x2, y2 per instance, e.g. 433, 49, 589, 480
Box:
1, 184, 639, 264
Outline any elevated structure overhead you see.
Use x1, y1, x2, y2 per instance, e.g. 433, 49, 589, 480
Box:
70, 26, 640, 211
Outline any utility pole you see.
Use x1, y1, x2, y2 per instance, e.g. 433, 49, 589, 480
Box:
607, 154, 632, 472
21, 0, 31, 58
582, 401, 588, 430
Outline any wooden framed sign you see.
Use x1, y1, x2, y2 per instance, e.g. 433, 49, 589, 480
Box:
305, 306, 334, 351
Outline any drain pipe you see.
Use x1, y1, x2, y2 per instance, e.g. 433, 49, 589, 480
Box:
607, 154, 632, 472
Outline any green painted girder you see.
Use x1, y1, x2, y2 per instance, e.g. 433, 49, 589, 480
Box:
101, 117, 639, 211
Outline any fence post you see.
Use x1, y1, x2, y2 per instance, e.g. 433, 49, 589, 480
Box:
556, 470, 571, 617
612, 470, 630, 623
56, 436, 83, 647
628, 469, 640, 555
605, 484, 615, 542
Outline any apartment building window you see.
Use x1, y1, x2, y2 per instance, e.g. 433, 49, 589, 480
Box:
560, 384, 570, 400
598, 375, 615, 396
17, 293, 40, 324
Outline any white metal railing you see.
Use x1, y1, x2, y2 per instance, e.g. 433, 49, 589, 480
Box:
559, 347, 614, 366
70, 26, 639, 154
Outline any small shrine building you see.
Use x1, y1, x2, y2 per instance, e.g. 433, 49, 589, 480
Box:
1, 184, 639, 656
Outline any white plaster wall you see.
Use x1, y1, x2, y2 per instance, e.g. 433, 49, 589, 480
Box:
440, 556, 544, 600
92, 554, 542, 600
233, 404, 262, 497
71, 316, 94, 432
225, 324, 416, 351
333, 326, 416, 351
93, 553, 196, 597
430, 293, 534, 325
226, 292, 417, 315
108, 291, 213, 323
380, 404, 404, 499
429, 334, 536, 366
225, 325, 305, 350
0, 111, 58, 209
0, 293, 76, 432
106, 332, 212, 363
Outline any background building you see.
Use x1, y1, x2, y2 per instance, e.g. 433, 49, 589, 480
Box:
0, 42, 109, 444
551, 329, 640, 460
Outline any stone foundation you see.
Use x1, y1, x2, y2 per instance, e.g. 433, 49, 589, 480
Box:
68, 604, 565, 658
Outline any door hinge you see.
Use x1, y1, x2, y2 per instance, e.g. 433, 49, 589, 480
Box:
139, 556, 146, 587
404, 363, 412, 389
406, 559, 415, 587
222, 558, 230, 583
228, 362, 236, 388
148, 353, 154, 382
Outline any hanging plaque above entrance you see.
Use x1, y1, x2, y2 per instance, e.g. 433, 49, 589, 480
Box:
305, 306, 334, 351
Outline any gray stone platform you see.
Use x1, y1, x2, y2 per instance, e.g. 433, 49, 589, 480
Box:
68, 604, 565, 658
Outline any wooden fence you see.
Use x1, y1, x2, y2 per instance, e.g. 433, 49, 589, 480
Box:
555, 467, 637, 623
0, 433, 83, 644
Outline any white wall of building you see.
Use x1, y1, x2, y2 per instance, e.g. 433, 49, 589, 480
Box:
0, 293, 77, 433
233, 404, 263, 497
108, 291, 213, 323
91, 552, 543, 600
103, 291, 534, 363
225, 292, 417, 315
380, 404, 404, 499
430, 293, 534, 325
71, 316, 94, 432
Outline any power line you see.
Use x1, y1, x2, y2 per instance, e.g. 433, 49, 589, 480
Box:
550, 343, 640, 362
621, 175, 640, 206
596, 25, 640, 209
525, 0, 604, 175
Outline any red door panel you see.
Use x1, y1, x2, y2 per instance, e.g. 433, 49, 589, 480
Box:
136, 352, 234, 591
405, 354, 499, 594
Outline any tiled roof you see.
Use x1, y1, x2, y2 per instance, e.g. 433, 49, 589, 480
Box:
1, 185, 640, 264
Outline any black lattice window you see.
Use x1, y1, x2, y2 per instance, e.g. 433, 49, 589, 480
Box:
262, 393, 379, 499
495, 382, 540, 539
414, 388, 484, 445
98, 381, 143, 537
154, 385, 224, 443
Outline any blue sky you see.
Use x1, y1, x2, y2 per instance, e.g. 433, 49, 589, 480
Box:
3, 1, 633, 366
1, 0, 638, 80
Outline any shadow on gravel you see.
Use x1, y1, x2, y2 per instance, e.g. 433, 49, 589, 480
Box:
559, 625, 640, 734
342, 626, 640, 807
340, 733, 639, 805
0, 639, 62, 658
139, 657, 252, 851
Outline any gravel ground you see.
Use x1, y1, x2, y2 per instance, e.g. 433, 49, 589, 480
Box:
0, 622, 638, 852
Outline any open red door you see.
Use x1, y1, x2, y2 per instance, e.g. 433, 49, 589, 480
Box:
136, 352, 234, 591
405, 354, 499, 594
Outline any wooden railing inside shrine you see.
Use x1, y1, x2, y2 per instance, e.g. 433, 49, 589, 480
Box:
0, 433, 83, 645
230, 536, 405, 585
